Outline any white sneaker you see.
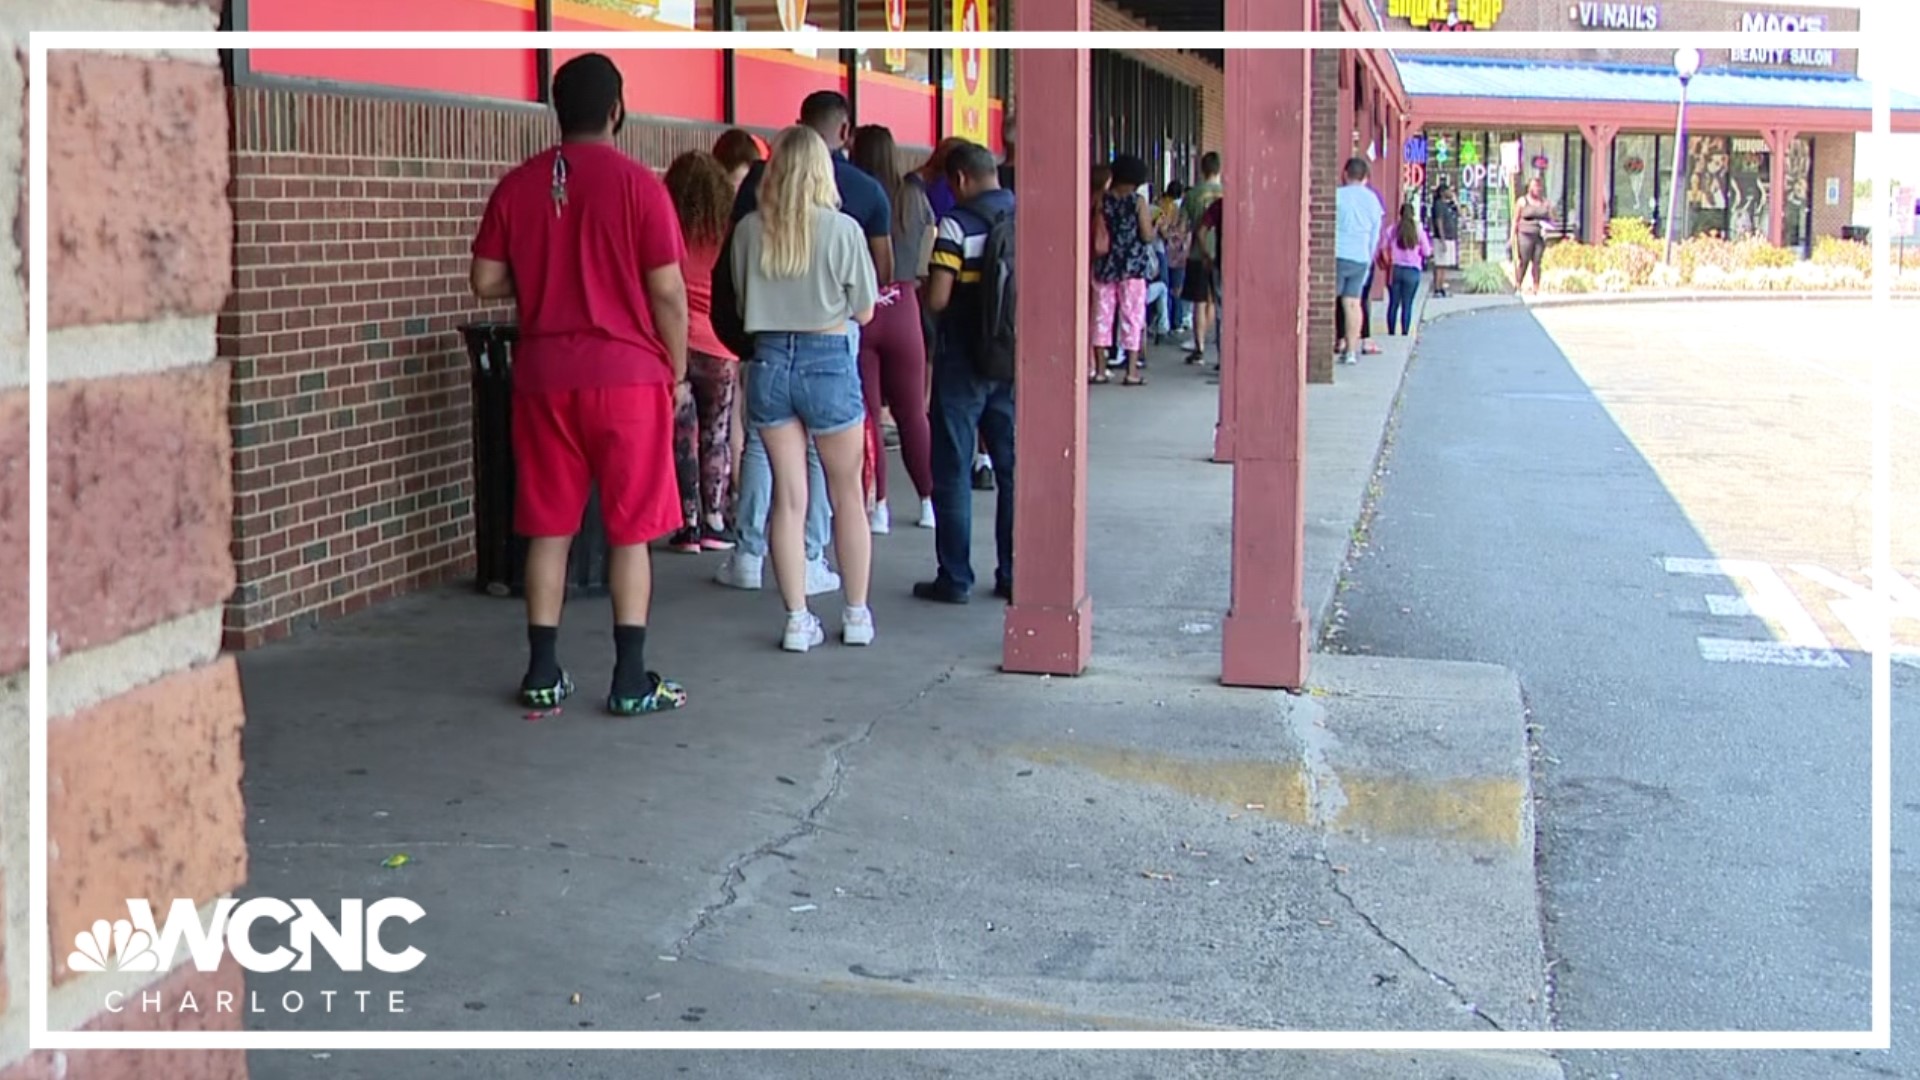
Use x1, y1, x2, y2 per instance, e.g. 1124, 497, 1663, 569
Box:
1340, 352, 1358, 366
782, 610, 825, 653
806, 558, 841, 597
869, 502, 891, 535
714, 552, 763, 590
917, 497, 936, 529
842, 605, 875, 646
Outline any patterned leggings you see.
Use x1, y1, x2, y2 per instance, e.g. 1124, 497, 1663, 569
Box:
672, 352, 738, 530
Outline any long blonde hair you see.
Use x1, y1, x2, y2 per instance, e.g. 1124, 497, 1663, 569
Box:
758, 125, 841, 280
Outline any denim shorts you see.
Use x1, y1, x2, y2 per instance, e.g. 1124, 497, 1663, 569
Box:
744, 330, 865, 437
1335, 258, 1371, 298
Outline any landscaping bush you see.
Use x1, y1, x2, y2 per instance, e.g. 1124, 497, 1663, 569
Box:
1542, 268, 1596, 294
1606, 217, 1661, 252
1733, 237, 1796, 269
1543, 241, 1602, 274
1649, 263, 1684, 289
1812, 235, 1872, 273
1595, 268, 1634, 294
1458, 259, 1511, 295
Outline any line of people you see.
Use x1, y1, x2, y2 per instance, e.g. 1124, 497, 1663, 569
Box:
468, 54, 1021, 715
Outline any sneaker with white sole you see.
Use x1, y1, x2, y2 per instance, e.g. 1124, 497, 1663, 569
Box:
917, 497, 936, 529
806, 558, 841, 596
714, 552, 763, 590
782, 610, 825, 653
842, 605, 875, 646
869, 502, 891, 535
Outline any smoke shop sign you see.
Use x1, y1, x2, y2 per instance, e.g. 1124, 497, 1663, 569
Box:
1731, 11, 1835, 67
1389, 0, 1503, 30
1570, 3, 1658, 30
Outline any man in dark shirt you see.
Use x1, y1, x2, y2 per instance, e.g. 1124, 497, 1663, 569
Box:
709, 90, 895, 596
914, 142, 1015, 605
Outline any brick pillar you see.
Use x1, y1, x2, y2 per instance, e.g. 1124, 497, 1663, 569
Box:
1221, 0, 1314, 689
1002, 0, 1093, 675
1305, 36, 1341, 384
1580, 122, 1619, 244
2, 4, 250, 1075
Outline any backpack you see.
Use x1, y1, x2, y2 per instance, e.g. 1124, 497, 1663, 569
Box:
971, 198, 1017, 382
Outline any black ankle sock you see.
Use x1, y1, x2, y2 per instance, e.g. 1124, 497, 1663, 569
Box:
611, 624, 649, 698
524, 625, 561, 688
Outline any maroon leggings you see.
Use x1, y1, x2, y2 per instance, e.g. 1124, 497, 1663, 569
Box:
858, 285, 932, 501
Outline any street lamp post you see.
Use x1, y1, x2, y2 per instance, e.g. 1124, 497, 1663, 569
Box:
1663, 47, 1701, 265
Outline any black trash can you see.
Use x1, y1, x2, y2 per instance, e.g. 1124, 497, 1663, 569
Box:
460, 323, 610, 599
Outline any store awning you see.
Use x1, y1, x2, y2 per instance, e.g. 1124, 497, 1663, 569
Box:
1398, 55, 1920, 132
1399, 54, 1920, 112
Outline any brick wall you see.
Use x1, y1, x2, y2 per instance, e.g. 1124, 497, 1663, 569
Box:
1307, 42, 1341, 385
3, 0, 250, 1074
1091, 0, 1225, 154
1808, 132, 1855, 241
218, 88, 716, 649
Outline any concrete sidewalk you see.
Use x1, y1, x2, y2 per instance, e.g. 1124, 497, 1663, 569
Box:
235, 297, 1556, 1077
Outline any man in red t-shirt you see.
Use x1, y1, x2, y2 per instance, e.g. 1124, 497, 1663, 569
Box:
470, 53, 689, 717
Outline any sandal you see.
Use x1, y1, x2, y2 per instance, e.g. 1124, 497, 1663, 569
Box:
1361, 341, 1382, 355
519, 671, 575, 710
607, 672, 688, 717
1122, 374, 1146, 386
1089, 371, 1111, 385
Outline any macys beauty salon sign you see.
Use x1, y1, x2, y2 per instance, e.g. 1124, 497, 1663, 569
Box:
1732, 11, 1835, 67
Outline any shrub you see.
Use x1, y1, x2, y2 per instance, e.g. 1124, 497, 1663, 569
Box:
1813, 236, 1872, 273
1733, 237, 1796, 269
1677, 235, 1741, 284
1458, 259, 1511, 295
1607, 217, 1660, 250
1542, 268, 1596, 294
1649, 263, 1684, 289
1543, 241, 1602, 274
1596, 268, 1634, 294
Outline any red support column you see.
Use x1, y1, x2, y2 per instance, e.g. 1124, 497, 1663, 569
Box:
1764, 126, 1796, 247
1002, 5, 1094, 675
1579, 122, 1618, 244
1220, 0, 1314, 689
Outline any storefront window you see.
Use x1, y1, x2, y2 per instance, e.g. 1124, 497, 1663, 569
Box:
858, 0, 933, 85
1785, 136, 1813, 253
1684, 135, 1731, 238
1727, 136, 1768, 242
732, 0, 834, 46
1612, 134, 1659, 226
560, 0, 716, 28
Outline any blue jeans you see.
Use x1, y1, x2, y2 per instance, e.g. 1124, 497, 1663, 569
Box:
734, 324, 861, 560
1386, 265, 1421, 335
1166, 264, 1188, 329
929, 350, 1014, 592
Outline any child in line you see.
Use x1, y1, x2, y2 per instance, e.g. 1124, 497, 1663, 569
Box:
1092, 154, 1157, 387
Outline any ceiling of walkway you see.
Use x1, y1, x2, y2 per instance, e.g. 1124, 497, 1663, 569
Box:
1111, 0, 1223, 66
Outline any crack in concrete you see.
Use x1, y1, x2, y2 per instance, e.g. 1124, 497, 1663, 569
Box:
672, 668, 956, 959
1325, 859, 1506, 1031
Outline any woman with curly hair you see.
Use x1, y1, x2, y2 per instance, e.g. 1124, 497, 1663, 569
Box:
663, 150, 742, 553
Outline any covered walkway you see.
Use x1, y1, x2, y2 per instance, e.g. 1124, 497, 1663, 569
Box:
233, 320, 1556, 1052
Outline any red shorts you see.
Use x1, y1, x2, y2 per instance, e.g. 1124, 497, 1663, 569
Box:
511, 384, 680, 547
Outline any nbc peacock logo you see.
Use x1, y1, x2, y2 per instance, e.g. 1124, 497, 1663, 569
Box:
67, 918, 162, 974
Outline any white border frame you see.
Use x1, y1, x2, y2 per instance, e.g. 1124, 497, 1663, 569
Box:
26, 28, 1893, 1052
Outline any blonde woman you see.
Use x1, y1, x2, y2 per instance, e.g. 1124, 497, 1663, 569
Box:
732, 126, 880, 653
